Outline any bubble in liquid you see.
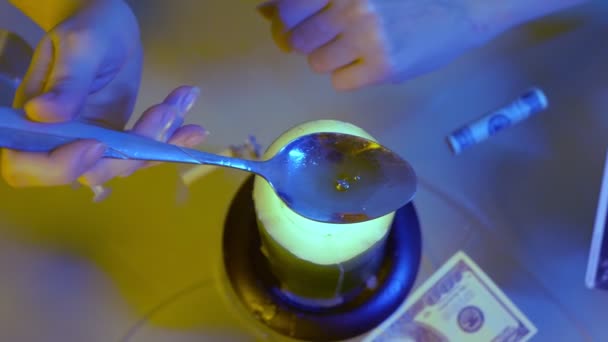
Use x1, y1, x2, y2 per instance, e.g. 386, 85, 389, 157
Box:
335, 178, 351, 192
335, 174, 361, 192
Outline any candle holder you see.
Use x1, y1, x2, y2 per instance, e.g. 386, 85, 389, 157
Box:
222, 176, 422, 341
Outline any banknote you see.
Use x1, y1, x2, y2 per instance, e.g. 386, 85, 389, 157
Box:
365, 251, 537, 342
447, 88, 548, 155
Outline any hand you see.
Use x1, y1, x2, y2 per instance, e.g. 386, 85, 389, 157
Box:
2, 0, 146, 187
12, 0, 142, 126
258, 0, 503, 91
1, 85, 208, 188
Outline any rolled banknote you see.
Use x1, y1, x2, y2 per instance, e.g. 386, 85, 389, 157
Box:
447, 88, 548, 155
364, 251, 537, 342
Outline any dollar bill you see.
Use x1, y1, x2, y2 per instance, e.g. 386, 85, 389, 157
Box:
447, 88, 548, 154
364, 251, 537, 342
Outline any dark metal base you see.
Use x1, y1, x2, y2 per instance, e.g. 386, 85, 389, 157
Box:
222, 176, 422, 341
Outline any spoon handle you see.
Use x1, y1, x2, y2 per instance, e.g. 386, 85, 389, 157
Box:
0, 107, 263, 173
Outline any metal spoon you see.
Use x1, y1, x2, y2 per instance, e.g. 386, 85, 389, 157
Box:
0, 107, 417, 223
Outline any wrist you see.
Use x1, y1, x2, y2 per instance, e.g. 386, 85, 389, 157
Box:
463, 0, 519, 46
463, 0, 589, 46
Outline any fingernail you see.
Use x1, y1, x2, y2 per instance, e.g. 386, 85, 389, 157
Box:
162, 107, 176, 128
82, 143, 106, 168
161, 106, 177, 134
159, 107, 177, 140
185, 134, 206, 148
181, 87, 200, 114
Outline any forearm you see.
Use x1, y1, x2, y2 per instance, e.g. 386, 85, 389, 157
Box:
8, 0, 104, 31
467, 0, 590, 43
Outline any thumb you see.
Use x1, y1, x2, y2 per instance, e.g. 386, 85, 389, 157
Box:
13, 34, 53, 110
24, 31, 98, 123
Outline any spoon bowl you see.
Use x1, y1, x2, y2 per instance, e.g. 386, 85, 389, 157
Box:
263, 132, 417, 223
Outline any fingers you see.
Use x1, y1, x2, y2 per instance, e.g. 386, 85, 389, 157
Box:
260, 0, 329, 52
13, 35, 54, 109
289, 8, 343, 54
161, 85, 201, 137
141, 124, 209, 169
308, 36, 358, 73
305, 20, 390, 91
1, 140, 105, 188
331, 62, 371, 91
78, 86, 205, 187
273, 0, 329, 29
168, 124, 208, 148
261, 0, 397, 91
78, 104, 176, 185
24, 29, 100, 123
1, 86, 206, 190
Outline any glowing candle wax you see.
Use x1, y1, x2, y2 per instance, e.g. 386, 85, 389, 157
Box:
252, 120, 395, 307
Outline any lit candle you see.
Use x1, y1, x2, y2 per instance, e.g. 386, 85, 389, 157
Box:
252, 120, 395, 307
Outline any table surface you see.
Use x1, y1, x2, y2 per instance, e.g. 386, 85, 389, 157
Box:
1, 1, 607, 341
